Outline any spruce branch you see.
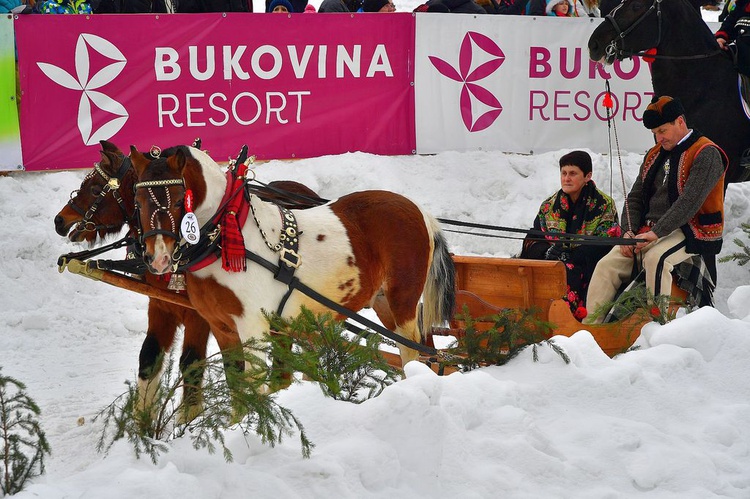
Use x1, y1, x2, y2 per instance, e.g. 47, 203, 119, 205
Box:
588, 282, 677, 325
443, 306, 569, 372
0, 368, 50, 496
719, 222, 750, 266
95, 343, 313, 464
265, 308, 400, 404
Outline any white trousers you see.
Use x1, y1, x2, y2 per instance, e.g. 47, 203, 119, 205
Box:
584, 229, 692, 324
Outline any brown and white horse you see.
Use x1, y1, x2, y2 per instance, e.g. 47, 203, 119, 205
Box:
130, 145, 456, 370
54, 141, 323, 415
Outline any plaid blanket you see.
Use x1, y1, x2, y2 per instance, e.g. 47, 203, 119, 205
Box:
673, 256, 715, 308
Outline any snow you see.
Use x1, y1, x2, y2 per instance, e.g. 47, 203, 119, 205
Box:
2, 144, 750, 498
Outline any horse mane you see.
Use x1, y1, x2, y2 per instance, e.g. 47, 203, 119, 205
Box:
661, 0, 718, 52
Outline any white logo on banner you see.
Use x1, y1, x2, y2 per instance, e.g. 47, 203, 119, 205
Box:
37, 34, 128, 146
428, 31, 504, 133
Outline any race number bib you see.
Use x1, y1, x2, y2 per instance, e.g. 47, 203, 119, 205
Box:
180, 212, 199, 245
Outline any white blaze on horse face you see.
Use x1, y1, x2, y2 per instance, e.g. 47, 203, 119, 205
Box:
151, 231, 173, 274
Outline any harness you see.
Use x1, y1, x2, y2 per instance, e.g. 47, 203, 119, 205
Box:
67, 156, 133, 236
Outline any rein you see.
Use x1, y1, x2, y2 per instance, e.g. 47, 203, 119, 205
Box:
437, 218, 641, 246
237, 183, 639, 247
604, 0, 722, 61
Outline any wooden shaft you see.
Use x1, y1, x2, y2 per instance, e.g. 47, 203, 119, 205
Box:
62, 258, 194, 309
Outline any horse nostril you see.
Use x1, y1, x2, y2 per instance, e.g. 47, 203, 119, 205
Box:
54, 215, 68, 236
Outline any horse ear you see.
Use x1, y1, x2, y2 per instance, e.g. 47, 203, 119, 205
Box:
99, 140, 121, 155
168, 147, 188, 175
99, 149, 111, 169
129, 146, 149, 176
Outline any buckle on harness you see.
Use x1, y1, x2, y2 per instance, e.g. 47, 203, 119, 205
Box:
279, 248, 301, 269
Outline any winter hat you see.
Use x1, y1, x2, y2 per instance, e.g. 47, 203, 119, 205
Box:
363, 0, 388, 11
267, 0, 293, 12
642, 96, 686, 129
559, 150, 592, 175
546, 0, 571, 14
304, 3, 316, 11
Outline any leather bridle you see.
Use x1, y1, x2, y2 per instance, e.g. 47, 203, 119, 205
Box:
67, 156, 134, 235
133, 177, 186, 246
603, 0, 721, 61
604, 0, 663, 61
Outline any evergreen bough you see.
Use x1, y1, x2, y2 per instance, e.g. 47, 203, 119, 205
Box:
265, 307, 400, 403
95, 341, 313, 464
443, 306, 570, 371
719, 222, 750, 267
588, 281, 676, 326
95, 308, 403, 464
0, 369, 50, 497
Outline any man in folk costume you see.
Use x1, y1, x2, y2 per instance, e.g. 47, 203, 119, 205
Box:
521, 151, 620, 320
584, 96, 728, 324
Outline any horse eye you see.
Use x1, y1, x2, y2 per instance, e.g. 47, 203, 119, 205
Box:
175, 200, 184, 208
90, 185, 103, 196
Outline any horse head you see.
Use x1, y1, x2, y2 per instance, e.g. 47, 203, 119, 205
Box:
588, 0, 662, 64
54, 140, 136, 243
130, 146, 187, 274
589, 0, 717, 64
130, 144, 223, 274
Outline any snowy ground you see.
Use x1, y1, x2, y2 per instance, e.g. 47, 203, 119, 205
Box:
2, 145, 750, 498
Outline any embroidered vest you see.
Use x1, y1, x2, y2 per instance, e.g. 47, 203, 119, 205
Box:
641, 136, 727, 255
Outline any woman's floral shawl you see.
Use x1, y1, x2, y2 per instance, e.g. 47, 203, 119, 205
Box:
536, 181, 620, 319
537, 181, 619, 244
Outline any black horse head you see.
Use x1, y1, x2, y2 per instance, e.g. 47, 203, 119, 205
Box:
589, 0, 713, 64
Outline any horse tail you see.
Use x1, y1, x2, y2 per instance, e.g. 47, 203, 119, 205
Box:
420, 214, 456, 337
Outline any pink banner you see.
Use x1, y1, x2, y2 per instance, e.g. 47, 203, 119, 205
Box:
16, 14, 415, 171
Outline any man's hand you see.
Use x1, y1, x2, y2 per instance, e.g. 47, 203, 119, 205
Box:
634, 230, 658, 253
620, 231, 636, 257
716, 37, 728, 50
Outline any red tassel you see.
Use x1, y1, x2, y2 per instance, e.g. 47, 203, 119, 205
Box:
602, 92, 613, 109
221, 166, 248, 272
221, 213, 246, 272
574, 307, 588, 320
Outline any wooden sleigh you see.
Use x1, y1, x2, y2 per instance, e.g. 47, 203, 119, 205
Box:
431, 255, 649, 358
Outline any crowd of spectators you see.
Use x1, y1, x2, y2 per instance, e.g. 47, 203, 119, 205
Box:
0, 0, 730, 17
0, 0, 730, 33
0, 0, 607, 15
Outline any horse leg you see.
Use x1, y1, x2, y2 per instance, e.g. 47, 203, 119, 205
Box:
268, 331, 294, 393
137, 300, 179, 418
373, 289, 421, 367
178, 311, 211, 423
205, 318, 256, 422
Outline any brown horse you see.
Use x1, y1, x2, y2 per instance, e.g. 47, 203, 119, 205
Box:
129, 145, 456, 373
54, 141, 323, 415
